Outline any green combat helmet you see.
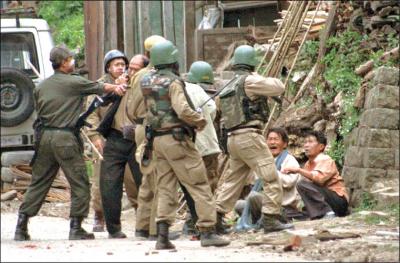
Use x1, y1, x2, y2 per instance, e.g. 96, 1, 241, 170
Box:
187, 61, 214, 84
150, 40, 179, 66
232, 45, 258, 66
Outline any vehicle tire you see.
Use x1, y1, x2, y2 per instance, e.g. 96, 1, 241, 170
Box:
1, 68, 35, 127
1, 167, 16, 183
1, 150, 34, 166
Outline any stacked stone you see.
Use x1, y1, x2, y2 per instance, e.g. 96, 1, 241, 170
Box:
342, 66, 399, 208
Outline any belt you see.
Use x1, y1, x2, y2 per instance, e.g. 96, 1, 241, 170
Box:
43, 126, 78, 132
227, 125, 262, 136
135, 118, 144, 125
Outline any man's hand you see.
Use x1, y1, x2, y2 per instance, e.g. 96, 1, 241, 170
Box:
115, 73, 129, 85
113, 84, 127, 96
281, 167, 300, 174
92, 138, 104, 155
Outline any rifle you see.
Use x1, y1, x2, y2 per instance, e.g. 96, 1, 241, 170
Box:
76, 93, 117, 130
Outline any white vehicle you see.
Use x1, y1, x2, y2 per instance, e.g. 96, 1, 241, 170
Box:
1, 8, 54, 172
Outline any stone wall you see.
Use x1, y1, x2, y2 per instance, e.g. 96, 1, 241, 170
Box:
342, 66, 399, 208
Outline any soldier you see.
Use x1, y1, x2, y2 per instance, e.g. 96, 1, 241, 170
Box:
141, 40, 230, 249
98, 50, 144, 239
215, 45, 293, 234
181, 61, 221, 236
86, 50, 140, 232
14, 45, 126, 241
128, 35, 168, 240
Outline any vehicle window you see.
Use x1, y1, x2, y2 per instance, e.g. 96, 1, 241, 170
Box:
1, 32, 40, 78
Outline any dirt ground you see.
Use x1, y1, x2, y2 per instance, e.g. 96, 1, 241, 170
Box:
1, 199, 399, 262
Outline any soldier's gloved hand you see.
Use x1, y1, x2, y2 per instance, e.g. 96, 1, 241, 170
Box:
195, 118, 207, 132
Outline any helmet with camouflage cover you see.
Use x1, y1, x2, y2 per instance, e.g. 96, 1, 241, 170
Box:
187, 61, 214, 84
149, 40, 179, 66
232, 45, 258, 67
103, 49, 129, 73
144, 35, 167, 52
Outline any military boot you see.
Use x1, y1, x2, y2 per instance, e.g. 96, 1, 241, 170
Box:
92, 211, 105, 232
14, 213, 30, 241
155, 222, 175, 250
263, 214, 294, 234
182, 217, 199, 236
215, 212, 232, 235
69, 217, 95, 240
135, 229, 149, 239
200, 229, 231, 247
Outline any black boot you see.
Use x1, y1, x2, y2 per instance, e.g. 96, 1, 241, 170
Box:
155, 222, 175, 250
109, 231, 127, 239
200, 229, 230, 247
135, 229, 149, 239
14, 213, 30, 241
182, 217, 199, 236
263, 214, 294, 234
92, 211, 105, 232
69, 217, 95, 240
215, 212, 232, 235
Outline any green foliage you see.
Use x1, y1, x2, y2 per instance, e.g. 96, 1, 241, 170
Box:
85, 161, 93, 178
355, 192, 378, 211
327, 140, 345, 170
38, 1, 84, 59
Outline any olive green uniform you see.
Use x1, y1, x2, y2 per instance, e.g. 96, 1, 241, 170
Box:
19, 71, 104, 217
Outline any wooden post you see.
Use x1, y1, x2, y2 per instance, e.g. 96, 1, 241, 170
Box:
83, 1, 104, 80
162, 0, 176, 43
184, 1, 196, 72
123, 1, 137, 58
138, 1, 151, 55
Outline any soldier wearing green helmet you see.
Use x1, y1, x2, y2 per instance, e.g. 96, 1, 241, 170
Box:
141, 40, 230, 249
214, 44, 295, 234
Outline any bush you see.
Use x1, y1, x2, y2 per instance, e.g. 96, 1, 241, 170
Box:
38, 1, 85, 60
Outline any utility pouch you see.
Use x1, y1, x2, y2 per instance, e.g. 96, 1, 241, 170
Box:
172, 127, 185, 142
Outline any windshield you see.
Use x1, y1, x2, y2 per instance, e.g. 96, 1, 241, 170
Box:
1, 32, 40, 78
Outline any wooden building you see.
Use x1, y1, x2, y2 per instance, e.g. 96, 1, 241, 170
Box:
83, 0, 284, 80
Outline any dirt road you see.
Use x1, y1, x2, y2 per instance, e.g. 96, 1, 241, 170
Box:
1, 199, 399, 262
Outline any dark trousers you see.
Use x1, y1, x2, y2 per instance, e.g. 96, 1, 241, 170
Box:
296, 179, 348, 219
100, 129, 142, 234
179, 183, 198, 222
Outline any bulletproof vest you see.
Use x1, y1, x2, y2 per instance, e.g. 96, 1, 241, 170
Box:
141, 69, 192, 129
219, 70, 269, 130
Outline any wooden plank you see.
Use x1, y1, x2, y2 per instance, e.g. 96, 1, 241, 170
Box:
162, 0, 175, 42
123, 1, 136, 59
184, 1, 196, 71
138, 1, 151, 54
83, 1, 104, 80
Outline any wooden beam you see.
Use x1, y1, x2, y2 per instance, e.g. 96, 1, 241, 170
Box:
162, 0, 175, 43
123, 1, 136, 59
138, 1, 151, 54
83, 1, 104, 80
184, 1, 196, 71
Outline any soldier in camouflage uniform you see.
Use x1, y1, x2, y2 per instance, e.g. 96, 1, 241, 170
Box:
215, 45, 294, 234
14, 45, 126, 241
140, 40, 230, 249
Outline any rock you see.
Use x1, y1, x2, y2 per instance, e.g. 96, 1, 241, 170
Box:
1, 190, 18, 201
372, 66, 399, 86
358, 168, 387, 189
356, 127, 392, 148
313, 119, 326, 132
359, 108, 399, 130
364, 84, 399, 110
362, 147, 395, 169
344, 146, 363, 167
342, 166, 361, 188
